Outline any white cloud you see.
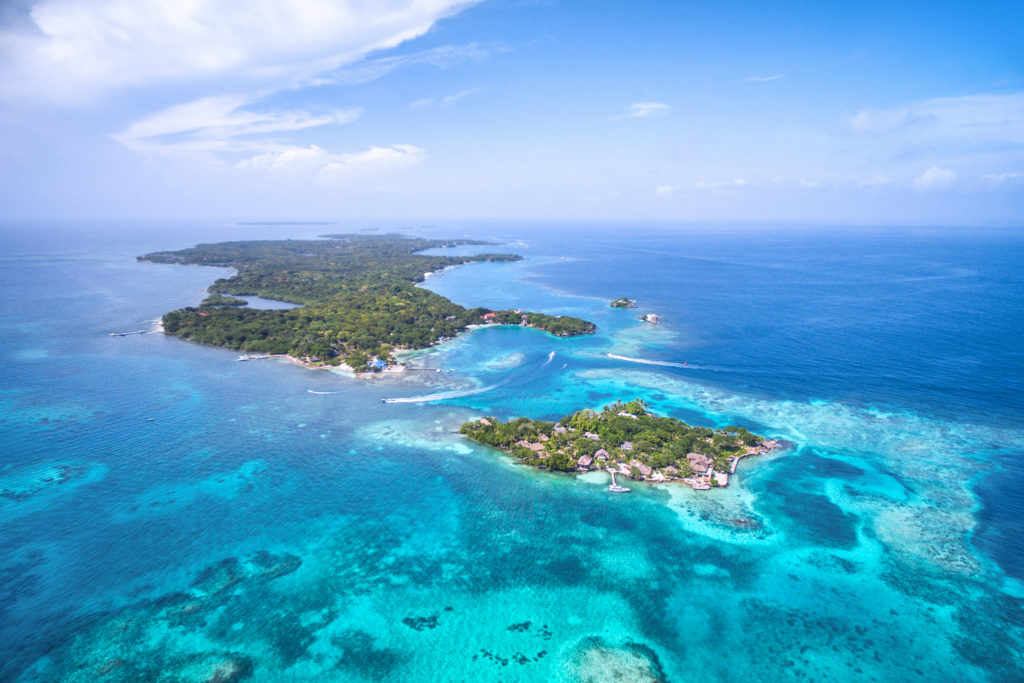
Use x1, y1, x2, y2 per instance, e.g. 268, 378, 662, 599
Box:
655, 185, 673, 196
981, 171, 1023, 186
1, 0, 480, 102
859, 175, 890, 187
113, 95, 361, 161
442, 89, 477, 106
746, 74, 786, 82
410, 88, 479, 109
238, 143, 426, 181
316, 42, 493, 87
799, 179, 820, 188
849, 107, 913, 133
913, 166, 956, 191
693, 178, 749, 190
616, 102, 670, 119
117, 95, 360, 147
848, 93, 1024, 142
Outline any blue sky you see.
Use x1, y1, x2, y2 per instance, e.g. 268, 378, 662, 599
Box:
1, 0, 1021, 225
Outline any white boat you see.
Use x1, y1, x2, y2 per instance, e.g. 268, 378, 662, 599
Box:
608, 471, 630, 493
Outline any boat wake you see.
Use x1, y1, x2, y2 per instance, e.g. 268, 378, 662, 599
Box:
307, 390, 339, 395
383, 351, 554, 404
607, 353, 700, 370
381, 383, 502, 404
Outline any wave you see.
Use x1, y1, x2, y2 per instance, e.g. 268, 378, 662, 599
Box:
307, 390, 339, 395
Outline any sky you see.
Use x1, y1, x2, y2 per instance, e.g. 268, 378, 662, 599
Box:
1, 0, 1022, 226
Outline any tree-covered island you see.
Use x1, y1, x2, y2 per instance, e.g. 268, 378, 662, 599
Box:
140, 234, 595, 371
610, 297, 637, 308
460, 400, 778, 490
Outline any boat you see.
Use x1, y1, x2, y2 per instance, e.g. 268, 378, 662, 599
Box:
608, 471, 631, 493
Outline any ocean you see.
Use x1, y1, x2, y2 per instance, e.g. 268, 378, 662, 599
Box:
1, 221, 1022, 681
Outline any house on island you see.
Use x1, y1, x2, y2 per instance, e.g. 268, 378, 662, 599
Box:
577, 453, 593, 471
514, 440, 546, 453
630, 460, 652, 478
583, 431, 600, 441
620, 441, 633, 451
594, 448, 609, 461
366, 358, 387, 371
480, 312, 497, 322
686, 452, 713, 473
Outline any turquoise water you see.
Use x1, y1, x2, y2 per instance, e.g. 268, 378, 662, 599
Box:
1, 223, 1022, 681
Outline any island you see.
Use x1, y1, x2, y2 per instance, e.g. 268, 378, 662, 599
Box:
139, 234, 595, 371
460, 400, 777, 489
610, 297, 637, 308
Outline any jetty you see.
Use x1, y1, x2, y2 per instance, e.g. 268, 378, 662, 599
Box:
608, 471, 631, 493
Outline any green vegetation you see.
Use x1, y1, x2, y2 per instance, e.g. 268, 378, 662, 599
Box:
200, 293, 248, 308
140, 234, 595, 370
610, 297, 636, 308
460, 400, 769, 482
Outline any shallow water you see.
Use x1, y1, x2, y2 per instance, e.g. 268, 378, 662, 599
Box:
1, 222, 1022, 681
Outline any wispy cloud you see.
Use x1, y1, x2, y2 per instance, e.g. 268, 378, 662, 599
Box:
746, 74, 786, 82
112, 94, 418, 185
0, 0, 482, 103
238, 143, 426, 182
849, 107, 913, 133
114, 95, 360, 157
615, 102, 670, 119
859, 175, 891, 187
848, 93, 1024, 142
316, 43, 495, 87
117, 96, 360, 147
913, 166, 956, 191
693, 178, 748, 190
413, 88, 481, 109
980, 171, 1023, 186
655, 185, 673, 196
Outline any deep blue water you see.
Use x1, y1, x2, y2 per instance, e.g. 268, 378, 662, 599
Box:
1, 221, 1022, 681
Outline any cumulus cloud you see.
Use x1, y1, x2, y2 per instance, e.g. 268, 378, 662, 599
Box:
238, 143, 426, 181
616, 102, 670, 119
913, 166, 956, 191
0, 0, 480, 102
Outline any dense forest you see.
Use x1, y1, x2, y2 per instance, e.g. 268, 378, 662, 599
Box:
460, 400, 770, 485
141, 234, 595, 369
